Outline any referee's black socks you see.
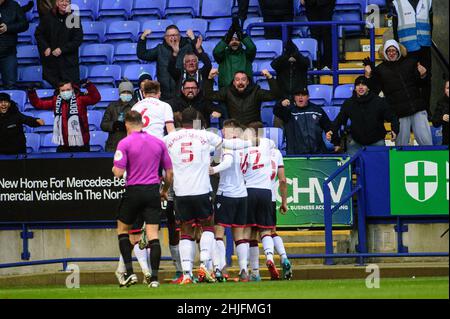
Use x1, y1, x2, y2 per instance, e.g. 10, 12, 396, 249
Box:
118, 234, 134, 275
148, 239, 161, 282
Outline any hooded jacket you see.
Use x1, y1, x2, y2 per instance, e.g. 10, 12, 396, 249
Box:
332, 91, 400, 146
367, 40, 428, 118
0, 102, 41, 155
274, 100, 335, 155
213, 35, 257, 89
100, 99, 135, 152
137, 36, 194, 101
432, 95, 449, 145
204, 77, 281, 125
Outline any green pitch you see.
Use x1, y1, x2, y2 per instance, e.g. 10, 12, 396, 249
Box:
0, 277, 448, 299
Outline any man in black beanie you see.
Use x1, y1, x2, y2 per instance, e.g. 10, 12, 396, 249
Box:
331, 76, 400, 156
133, 72, 153, 102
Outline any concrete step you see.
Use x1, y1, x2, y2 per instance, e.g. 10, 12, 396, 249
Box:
345, 51, 382, 61
339, 62, 364, 69
274, 230, 351, 243
375, 27, 390, 36
320, 74, 360, 85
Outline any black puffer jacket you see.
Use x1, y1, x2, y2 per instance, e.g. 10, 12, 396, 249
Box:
332, 92, 400, 146
167, 93, 213, 128
259, 0, 294, 16
274, 101, 335, 155
0, 0, 29, 58
204, 78, 281, 125
137, 37, 194, 101
368, 56, 427, 118
0, 103, 41, 155
100, 99, 135, 152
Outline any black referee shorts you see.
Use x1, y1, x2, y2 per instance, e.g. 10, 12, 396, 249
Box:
117, 184, 161, 226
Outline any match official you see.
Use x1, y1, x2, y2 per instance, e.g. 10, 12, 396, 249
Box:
112, 110, 173, 288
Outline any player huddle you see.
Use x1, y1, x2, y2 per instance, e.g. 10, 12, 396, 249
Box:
112, 81, 292, 288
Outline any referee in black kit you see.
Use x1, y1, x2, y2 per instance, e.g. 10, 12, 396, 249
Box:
112, 110, 174, 288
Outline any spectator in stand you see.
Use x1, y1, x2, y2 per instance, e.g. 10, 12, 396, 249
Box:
301, 0, 335, 69
28, 80, 101, 153
205, 68, 281, 126
431, 80, 449, 146
101, 81, 136, 152
35, 0, 83, 88
233, 0, 249, 28
392, 0, 433, 118
0, 93, 44, 155
271, 39, 310, 102
258, 0, 294, 39
0, 0, 29, 90
273, 87, 335, 155
133, 72, 153, 102
167, 79, 213, 128
37, 0, 55, 18
331, 76, 400, 156
137, 25, 195, 101
364, 39, 432, 146
168, 31, 211, 98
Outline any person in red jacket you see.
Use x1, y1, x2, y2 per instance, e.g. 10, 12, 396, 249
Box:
28, 80, 101, 153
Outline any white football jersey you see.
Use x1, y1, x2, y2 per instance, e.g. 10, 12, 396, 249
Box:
131, 97, 174, 140
215, 148, 247, 198
165, 129, 222, 197
270, 148, 284, 202
242, 138, 274, 190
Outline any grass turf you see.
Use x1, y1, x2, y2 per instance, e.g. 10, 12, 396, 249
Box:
0, 276, 448, 299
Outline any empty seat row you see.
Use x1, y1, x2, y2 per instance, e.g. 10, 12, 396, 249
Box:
25, 131, 108, 153
21, 110, 105, 132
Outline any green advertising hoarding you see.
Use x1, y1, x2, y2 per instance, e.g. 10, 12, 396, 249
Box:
275, 157, 353, 227
389, 150, 449, 216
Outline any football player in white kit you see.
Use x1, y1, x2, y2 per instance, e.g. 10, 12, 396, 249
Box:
208, 119, 249, 282
242, 122, 280, 281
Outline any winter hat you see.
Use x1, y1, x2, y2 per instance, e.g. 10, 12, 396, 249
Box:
293, 87, 309, 96
383, 39, 402, 61
138, 72, 153, 87
119, 81, 133, 94
354, 76, 369, 87
0, 93, 11, 103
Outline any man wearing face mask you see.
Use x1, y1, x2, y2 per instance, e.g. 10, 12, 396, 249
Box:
204, 69, 280, 126
331, 76, 400, 156
28, 80, 101, 153
101, 81, 136, 152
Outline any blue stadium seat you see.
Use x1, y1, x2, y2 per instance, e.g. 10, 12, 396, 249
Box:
333, 84, 354, 105
292, 38, 318, 62
17, 45, 40, 65
113, 42, 139, 64
261, 105, 274, 127
333, 12, 362, 36
292, 14, 310, 38
243, 17, 264, 38
254, 39, 283, 60
33, 111, 55, 133
80, 65, 89, 80
88, 65, 122, 87
201, 40, 220, 61
81, 21, 106, 43
264, 127, 284, 150
165, 0, 201, 19
308, 85, 333, 106
98, 0, 133, 20
94, 88, 119, 109
131, 0, 165, 22
201, 0, 233, 18
140, 19, 175, 39
80, 44, 115, 64
18, 66, 44, 86
25, 133, 40, 153
205, 18, 232, 40
122, 63, 156, 83
23, 89, 55, 112
176, 19, 208, 38
105, 20, 140, 42
322, 106, 341, 121
87, 110, 104, 131
335, 0, 366, 13
18, 22, 38, 45
90, 130, 109, 152
39, 133, 58, 153
368, 0, 386, 8
0, 90, 27, 112
431, 126, 443, 146
71, 0, 100, 20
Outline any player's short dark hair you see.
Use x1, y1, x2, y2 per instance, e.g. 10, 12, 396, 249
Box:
143, 81, 161, 95
181, 108, 201, 125
246, 121, 264, 130
125, 110, 142, 126
223, 119, 242, 129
